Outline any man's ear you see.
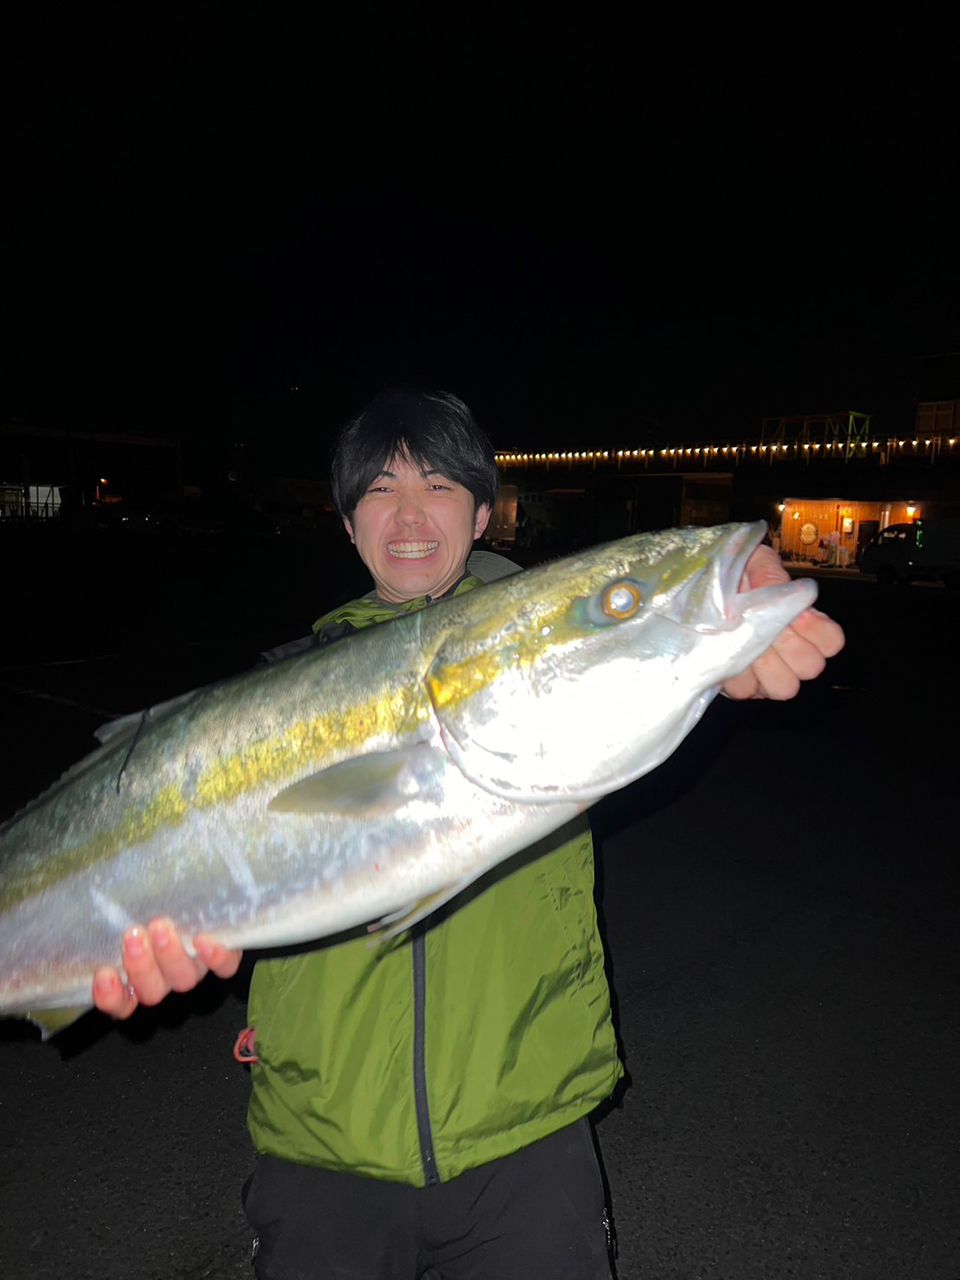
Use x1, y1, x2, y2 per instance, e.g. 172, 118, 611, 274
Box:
473, 503, 492, 540
342, 516, 355, 544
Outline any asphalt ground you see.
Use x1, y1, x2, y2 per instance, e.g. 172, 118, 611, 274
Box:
0, 529, 957, 1280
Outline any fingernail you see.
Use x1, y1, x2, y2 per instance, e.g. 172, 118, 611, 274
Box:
94, 969, 117, 995
150, 922, 171, 950
125, 927, 145, 958
195, 936, 213, 962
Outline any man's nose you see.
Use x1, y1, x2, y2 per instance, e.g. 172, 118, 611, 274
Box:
395, 494, 426, 525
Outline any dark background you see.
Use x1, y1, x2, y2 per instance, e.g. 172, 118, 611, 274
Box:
3, 7, 959, 459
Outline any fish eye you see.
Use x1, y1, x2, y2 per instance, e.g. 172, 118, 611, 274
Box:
601, 581, 643, 620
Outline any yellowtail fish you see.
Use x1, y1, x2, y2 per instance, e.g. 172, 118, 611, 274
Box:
0, 522, 816, 1036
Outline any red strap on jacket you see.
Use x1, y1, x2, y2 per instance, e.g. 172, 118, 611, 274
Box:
233, 1026, 259, 1064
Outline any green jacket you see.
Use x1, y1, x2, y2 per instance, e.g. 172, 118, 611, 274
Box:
245, 579, 623, 1186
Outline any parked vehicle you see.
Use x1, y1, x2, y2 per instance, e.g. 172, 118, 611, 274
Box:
859, 518, 960, 586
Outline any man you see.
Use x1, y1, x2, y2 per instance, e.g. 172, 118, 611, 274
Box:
94, 388, 844, 1278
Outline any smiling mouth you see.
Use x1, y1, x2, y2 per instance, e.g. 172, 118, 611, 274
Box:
388, 541, 440, 559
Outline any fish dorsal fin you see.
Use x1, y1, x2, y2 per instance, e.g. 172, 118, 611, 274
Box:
268, 744, 443, 818
94, 688, 201, 745
1, 688, 207, 838
93, 709, 144, 746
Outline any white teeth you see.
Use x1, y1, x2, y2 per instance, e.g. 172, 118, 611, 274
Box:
388, 542, 439, 559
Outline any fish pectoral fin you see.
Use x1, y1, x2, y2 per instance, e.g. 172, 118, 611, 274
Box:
26, 1005, 93, 1040
268, 744, 443, 818
367, 877, 477, 944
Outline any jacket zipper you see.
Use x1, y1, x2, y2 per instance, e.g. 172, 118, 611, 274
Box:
412, 930, 440, 1185
412, 604, 441, 1185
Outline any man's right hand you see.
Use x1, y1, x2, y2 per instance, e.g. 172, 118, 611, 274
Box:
92, 918, 243, 1020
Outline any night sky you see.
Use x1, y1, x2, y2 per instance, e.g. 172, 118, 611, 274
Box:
3, 8, 959, 456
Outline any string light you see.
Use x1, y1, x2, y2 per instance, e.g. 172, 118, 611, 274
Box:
495, 431, 958, 467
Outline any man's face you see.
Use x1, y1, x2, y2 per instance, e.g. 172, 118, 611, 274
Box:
343, 452, 491, 603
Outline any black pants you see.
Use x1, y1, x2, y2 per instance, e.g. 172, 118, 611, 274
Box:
242, 1119, 615, 1279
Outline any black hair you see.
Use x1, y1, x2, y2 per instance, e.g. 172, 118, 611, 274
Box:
330, 387, 500, 519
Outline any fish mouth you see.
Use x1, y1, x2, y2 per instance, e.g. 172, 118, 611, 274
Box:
670, 521, 817, 633
388, 541, 440, 560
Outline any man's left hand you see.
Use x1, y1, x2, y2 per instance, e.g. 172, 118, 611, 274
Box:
722, 544, 846, 701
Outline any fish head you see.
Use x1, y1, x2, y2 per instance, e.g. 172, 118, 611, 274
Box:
426, 521, 818, 803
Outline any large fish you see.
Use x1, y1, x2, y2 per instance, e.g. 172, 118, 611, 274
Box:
0, 522, 816, 1036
